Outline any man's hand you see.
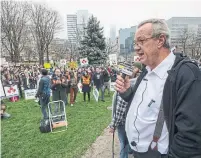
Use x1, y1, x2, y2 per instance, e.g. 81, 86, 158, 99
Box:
115, 75, 130, 93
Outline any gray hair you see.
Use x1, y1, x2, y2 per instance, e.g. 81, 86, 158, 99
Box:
138, 19, 170, 49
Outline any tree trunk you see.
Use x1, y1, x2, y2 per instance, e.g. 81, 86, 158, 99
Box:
46, 45, 49, 62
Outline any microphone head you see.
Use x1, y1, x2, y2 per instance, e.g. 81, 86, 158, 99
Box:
121, 63, 133, 77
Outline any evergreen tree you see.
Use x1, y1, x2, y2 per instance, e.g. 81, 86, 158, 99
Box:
79, 15, 107, 65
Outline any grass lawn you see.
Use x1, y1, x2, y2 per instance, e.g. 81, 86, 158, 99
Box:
1, 93, 113, 158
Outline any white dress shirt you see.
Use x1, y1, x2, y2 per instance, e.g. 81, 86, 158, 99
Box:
126, 52, 176, 154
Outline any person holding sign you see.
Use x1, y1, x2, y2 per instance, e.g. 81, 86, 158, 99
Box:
81, 71, 91, 102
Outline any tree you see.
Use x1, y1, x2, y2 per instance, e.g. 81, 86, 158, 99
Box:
1, 1, 30, 63
29, 4, 61, 65
79, 15, 107, 65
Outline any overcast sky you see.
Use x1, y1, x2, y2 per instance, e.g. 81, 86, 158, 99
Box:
27, 0, 201, 39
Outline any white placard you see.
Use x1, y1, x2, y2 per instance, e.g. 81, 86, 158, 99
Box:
134, 56, 140, 62
109, 54, 117, 65
80, 58, 89, 66
24, 89, 37, 100
0, 80, 5, 97
110, 82, 116, 92
60, 59, 66, 65
4, 85, 19, 97
93, 88, 99, 102
77, 82, 83, 93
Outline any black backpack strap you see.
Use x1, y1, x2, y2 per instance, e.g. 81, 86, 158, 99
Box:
149, 97, 164, 151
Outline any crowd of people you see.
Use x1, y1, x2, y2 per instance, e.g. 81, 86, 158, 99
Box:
0, 63, 121, 119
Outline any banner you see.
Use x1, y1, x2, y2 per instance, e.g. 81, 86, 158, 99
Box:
77, 82, 83, 93
4, 85, 19, 97
24, 89, 37, 100
110, 82, 116, 92
0, 80, 5, 97
80, 58, 89, 66
109, 54, 117, 65
93, 88, 99, 102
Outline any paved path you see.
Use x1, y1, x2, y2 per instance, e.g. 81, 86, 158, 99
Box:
82, 128, 133, 158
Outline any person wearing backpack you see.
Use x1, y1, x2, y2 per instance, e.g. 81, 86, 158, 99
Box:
35, 69, 51, 119
115, 19, 201, 158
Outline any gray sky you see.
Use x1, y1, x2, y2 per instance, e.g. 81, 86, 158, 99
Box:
28, 0, 201, 39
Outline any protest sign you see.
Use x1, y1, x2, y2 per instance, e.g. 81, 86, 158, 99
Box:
109, 54, 117, 65
0, 80, 5, 97
60, 59, 66, 66
77, 82, 83, 93
93, 88, 99, 102
110, 82, 116, 92
44, 63, 51, 69
80, 58, 89, 66
24, 89, 37, 100
4, 85, 19, 97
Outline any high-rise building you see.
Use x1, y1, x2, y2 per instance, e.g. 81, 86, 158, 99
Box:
119, 26, 136, 54
67, 14, 77, 44
76, 10, 89, 41
166, 17, 201, 52
110, 25, 116, 43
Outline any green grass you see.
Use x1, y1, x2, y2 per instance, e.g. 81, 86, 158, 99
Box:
1, 93, 113, 158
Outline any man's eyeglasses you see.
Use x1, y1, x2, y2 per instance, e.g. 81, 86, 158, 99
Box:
133, 37, 153, 47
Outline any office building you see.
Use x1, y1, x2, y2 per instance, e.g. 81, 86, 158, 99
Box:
67, 14, 77, 44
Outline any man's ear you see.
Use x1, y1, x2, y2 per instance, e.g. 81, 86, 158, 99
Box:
157, 34, 166, 48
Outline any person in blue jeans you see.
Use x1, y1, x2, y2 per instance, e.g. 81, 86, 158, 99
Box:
109, 78, 137, 158
35, 69, 51, 119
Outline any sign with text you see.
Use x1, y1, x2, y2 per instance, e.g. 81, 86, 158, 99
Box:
109, 54, 117, 65
4, 85, 19, 97
24, 89, 37, 100
110, 82, 116, 92
80, 58, 89, 66
60, 59, 67, 66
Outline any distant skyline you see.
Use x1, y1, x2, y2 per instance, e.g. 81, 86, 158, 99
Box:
24, 0, 201, 39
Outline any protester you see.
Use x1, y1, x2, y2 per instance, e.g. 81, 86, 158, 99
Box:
81, 70, 91, 102
65, 70, 70, 105
1, 100, 11, 119
102, 67, 111, 97
51, 68, 68, 113
35, 69, 51, 119
115, 19, 201, 158
68, 70, 78, 106
93, 67, 105, 102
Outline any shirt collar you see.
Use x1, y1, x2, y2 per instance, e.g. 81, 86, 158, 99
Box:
146, 52, 176, 79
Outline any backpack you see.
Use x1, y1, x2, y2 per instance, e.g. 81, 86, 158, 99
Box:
39, 119, 52, 133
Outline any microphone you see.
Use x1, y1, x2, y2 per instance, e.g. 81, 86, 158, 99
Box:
121, 63, 133, 79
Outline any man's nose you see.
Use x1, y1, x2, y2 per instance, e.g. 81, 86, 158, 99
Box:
134, 44, 141, 52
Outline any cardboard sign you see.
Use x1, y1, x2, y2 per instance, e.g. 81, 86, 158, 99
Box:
109, 54, 117, 65
110, 82, 116, 92
93, 88, 99, 102
4, 85, 19, 97
80, 58, 89, 66
24, 89, 37, 100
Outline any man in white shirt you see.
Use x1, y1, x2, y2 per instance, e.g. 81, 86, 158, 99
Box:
115, 19, 201, 158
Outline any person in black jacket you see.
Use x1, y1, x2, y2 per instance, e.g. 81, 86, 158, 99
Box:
35, 69, 51, 119
93, 67, 105, 102
115, 19, 201, 158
